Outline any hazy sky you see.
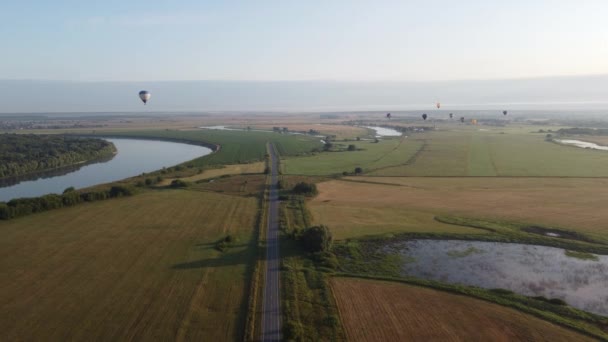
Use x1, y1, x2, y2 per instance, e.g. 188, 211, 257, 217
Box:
2, 1, 608, 82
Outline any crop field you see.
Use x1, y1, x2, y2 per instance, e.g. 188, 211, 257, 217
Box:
90, 129, 322, 166
331, 277, 593, 342
309, 177, 608, 240
0, 189, 259, 341
282, 137, 423, 176
370, 129, 608, 176
158, 161, 265, 186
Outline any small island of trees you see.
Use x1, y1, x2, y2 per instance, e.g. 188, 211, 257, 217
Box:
0, 134, 116, 179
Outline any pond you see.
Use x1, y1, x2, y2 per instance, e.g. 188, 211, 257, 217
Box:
392, 239, 608, 316
556, 139, 608, 151
0, 138, 212, 202
364, 126, 402, 137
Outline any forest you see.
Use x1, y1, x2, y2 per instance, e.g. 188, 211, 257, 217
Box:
0, 134, 116, 178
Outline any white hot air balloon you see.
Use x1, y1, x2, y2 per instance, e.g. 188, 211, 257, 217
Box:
139, 90, 151, 105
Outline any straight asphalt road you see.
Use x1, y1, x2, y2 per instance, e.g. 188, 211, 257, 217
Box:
261, 143, 281, 341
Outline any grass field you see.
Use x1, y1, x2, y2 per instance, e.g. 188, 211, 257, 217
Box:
331, 277, 594, 342
309, 177, 608, 240
0, 189, 259, 341
370, 129, 608, 176
282, 137, 423, 176
247, 123, 370, 139
90, 129, 322, 166
158, 161, 265, 186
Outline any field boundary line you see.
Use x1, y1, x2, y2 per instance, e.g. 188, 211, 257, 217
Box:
242, 150, 271, 341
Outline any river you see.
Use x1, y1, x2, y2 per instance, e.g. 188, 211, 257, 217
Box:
364, 126, 402, 137
0, 138, 212, 202
556, 139, 608, 151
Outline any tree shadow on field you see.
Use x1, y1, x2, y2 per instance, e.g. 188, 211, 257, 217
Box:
171, 247, 254, 270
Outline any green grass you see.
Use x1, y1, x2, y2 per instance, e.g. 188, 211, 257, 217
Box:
371, 129, 608, 176
278, 194, 345, 341
0, 189, 260, 341
89, 129, 322, 167
565, 250, 600, 261
283, 137, 423, 175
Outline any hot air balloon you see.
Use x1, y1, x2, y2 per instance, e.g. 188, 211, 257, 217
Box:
422, 113, 428, 121
436, 102, 441, 109
139, 90, 151, 105
449, 113, 453, 119
503, 110, 507, 116
460, 117, 465, 123
386, 113, 392, 119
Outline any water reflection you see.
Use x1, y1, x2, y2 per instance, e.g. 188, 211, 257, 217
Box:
556, 139, 608, 151
364, 126, 402, 137
393, 240, 608, 316
0, 138, 212, 202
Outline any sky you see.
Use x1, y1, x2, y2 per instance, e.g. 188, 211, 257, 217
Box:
2, 0, 608, 82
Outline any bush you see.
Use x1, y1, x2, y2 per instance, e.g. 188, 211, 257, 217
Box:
347, 144, 356, 151
292, 182, 318, 196
169, 179, 189, 188
110, 185, 135, 197
354, 167, 363, 174
300, 225, 333, 253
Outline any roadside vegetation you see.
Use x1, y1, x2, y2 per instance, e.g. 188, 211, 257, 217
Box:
277, 176, 345, 341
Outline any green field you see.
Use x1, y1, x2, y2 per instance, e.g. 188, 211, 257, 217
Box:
91, 129, 323, 166
370, 129, 608, 176
0, 188, 259, 341
282, 137, 423, 175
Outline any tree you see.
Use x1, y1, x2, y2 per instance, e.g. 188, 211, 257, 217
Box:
300, 225, 333, 252
354, 167, 363, 174
356, 136, 361, 141
292, 182, 317, 196
347, 144, 356, 151
323, 142, 333, 151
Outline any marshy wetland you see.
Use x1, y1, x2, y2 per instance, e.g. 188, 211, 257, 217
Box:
393, 239, 608, 316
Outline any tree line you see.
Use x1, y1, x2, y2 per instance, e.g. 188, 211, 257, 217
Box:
0, 134, 116, 178
0, 185, 134, 220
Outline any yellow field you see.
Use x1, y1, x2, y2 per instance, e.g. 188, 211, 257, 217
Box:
310, 177, 608, 240
331, 277, 593, 342
158, 161, 265, 186
0, 189, 258, 341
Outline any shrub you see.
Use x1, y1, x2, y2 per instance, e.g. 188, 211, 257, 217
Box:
300, 225, 333, 253
169, 179, 189, 188
292, 182, 317, 196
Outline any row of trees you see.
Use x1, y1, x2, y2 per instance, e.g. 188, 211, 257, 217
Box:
556, 128, 608, 136
0, 134, 116, 178
0, 185, 134, 220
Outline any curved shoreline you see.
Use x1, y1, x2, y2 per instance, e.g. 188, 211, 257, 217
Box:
0, 141, 117, 182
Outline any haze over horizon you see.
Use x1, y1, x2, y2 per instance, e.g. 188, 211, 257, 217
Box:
2, 1, 607, 112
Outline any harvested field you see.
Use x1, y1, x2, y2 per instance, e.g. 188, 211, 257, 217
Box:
310, 177, 608, 240
331, 277, 594, 342
0, 189, 259, 341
